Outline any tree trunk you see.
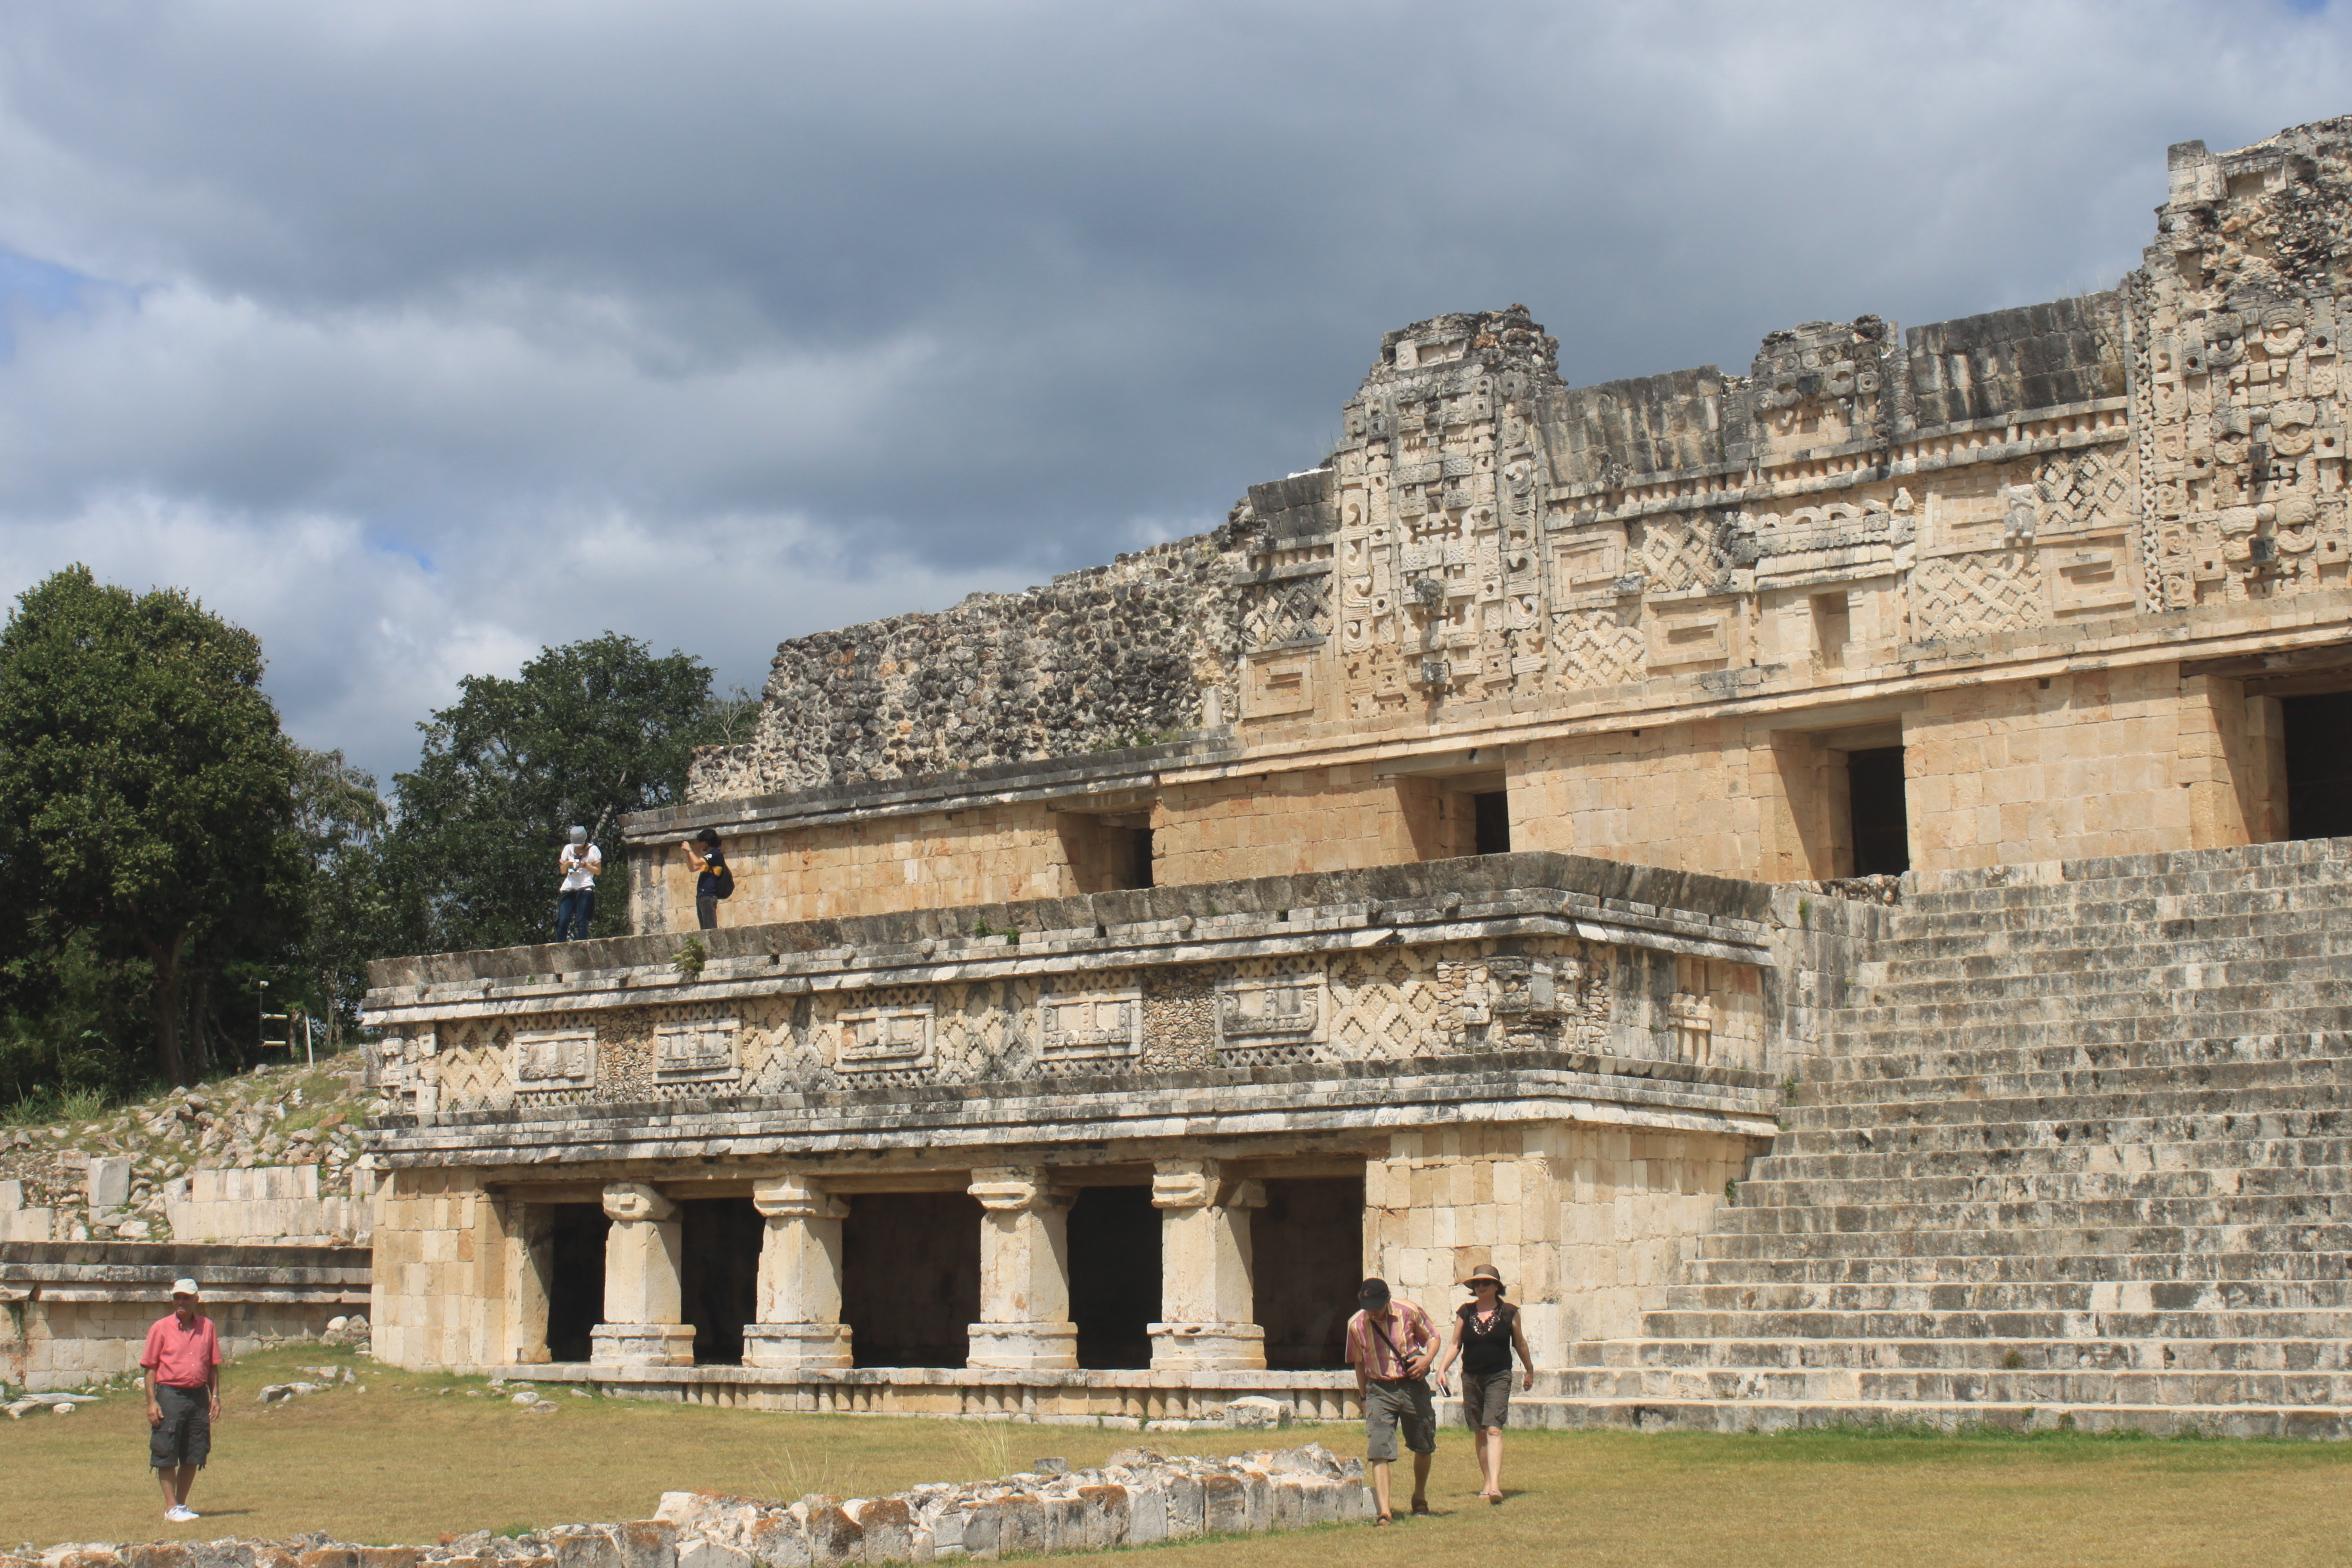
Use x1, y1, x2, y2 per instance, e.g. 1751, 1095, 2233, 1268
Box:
150, 933, 189, 1086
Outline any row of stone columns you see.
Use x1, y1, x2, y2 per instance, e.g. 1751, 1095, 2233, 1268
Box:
582, 1160, 1268, 1372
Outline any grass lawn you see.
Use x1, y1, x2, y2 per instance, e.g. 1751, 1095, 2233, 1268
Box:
5, 1343, 2347, 1565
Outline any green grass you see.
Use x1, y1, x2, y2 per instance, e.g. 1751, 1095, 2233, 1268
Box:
5, 1343, 2350, 1564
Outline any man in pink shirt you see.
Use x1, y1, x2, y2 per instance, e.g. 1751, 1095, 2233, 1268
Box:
1344, 1276, 1441, 1526
141, 1278, 223, 1524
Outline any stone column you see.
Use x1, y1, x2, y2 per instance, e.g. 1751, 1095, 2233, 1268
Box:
742, 1173, 853, 1370
1148, 1159, 1267, 1370
966, 1167, 1078, 1370
590, 1181, 694, 1367
498, 1200, 554, 1365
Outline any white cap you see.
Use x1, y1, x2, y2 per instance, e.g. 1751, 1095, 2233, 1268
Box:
170, 1278, 201, 1298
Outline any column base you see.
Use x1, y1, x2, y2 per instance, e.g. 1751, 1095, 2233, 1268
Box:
967, 1321, 1079, 1370
742, 1321, 854, 1370
1149, 1322, 1268, 1371
589, 1322, 696, 1368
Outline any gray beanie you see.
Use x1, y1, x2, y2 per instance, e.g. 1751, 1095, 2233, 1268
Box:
568, 826, 588, 845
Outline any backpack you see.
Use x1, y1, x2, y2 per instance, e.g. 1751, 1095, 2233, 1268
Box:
712, 859, 735, 900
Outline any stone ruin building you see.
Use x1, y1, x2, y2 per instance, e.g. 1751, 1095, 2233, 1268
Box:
363, 118, 2352, 1435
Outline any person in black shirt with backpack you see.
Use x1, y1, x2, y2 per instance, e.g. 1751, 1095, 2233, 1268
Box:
1433, 1263, 1536, 1505
683, 827, 734, 929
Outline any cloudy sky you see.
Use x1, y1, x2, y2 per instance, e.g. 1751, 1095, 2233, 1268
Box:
2, 1, 2347, 786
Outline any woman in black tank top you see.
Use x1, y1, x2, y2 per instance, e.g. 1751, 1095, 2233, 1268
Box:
1434, 1263, 1536, 1504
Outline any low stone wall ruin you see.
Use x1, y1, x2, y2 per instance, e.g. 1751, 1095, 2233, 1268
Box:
2, 1444, 1370, 1566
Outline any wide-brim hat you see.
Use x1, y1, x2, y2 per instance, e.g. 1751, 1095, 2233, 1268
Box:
1459, 1263, 1506, 1293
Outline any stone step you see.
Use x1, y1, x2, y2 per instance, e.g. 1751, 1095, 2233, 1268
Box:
1815, 1033, 2343, 1089
1749, 1135, 2352, 1184
1826, 1009, 2352, 1054
1896, 887, 2352, 935
1766, 1107, 2352, 1160
1653, 1278, 2352, 1312
1877, 919, 2352, 982
1503, 1394, 2352, 1438
1904, 847, 2352, 914
1633, 1307, 2352, 1343
1693, 1222, 2352, 1262
1865, 953, 2352, 1007
1540, 1363, 2352, 1408
1778, 1071, 2352, 1133
1566, 1335, 2352, 1373
1686, 1250, 2350, 1285
1714, 1192, 2352, 1237
1832, 989, 2352, 1033
1735, 1164, 2352, 1209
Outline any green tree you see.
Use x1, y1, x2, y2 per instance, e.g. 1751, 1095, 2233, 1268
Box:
290, 747, 395, 1042
384, 633, 720, 954
0, 566, 304, 1091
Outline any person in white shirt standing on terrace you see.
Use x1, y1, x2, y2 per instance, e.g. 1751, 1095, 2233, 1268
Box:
554, 825, 601, 941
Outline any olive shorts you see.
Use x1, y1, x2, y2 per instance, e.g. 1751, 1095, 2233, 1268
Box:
1363, 1377, 1437, 1463
1462, 1368, 1514, 1429
149, 1384, 211, 1470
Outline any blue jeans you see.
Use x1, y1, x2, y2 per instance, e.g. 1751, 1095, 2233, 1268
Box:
555, 887, 595, 941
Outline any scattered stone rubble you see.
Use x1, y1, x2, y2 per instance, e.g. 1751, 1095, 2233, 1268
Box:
0, 1058, 375, 1243
0, 1445, 1369, 1567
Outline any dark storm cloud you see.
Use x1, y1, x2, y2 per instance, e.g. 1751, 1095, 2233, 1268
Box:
1, 1, 2347, 781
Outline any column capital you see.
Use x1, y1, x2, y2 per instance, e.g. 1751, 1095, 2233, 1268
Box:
752, 1173, 848, 1221
601, 1181, 676, 1224
968, 1166, 1066, 1213
1152, 1159, 1264, 1211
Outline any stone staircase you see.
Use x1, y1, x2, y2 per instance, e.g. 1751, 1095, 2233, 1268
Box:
1542, 836, 2352, 1437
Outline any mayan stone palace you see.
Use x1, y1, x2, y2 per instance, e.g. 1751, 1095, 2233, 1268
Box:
363, 119, 2352, 1435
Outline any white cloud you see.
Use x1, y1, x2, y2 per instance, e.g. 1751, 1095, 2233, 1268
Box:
0, 0, 2347, 782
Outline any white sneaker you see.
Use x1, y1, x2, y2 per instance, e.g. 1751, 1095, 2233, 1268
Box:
165, 1506, 198, 1523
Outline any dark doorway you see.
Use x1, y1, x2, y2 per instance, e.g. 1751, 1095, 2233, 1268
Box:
1253, 1176, 1364, 1371
1473, 791, 1511, 855
544, 1203, 609, 1363
1846, 746, 1910, 876
1067, 1186, 1159, 1370
679, 1197, 762, 1366
2283, 692, 2352, 841
842, 1192, 982, 1368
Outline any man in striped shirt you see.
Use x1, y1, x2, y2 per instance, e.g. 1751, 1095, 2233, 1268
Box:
1344, 1276, 1440, 1525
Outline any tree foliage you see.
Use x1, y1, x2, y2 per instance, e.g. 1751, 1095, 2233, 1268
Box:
0, 566, 305, 1093
383, 633, 721, 954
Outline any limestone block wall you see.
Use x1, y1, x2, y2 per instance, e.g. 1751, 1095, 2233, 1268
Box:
165, 1164, 375, 1244
1904, 664, 2192, 870
1151, 769, 1468, 886
1362, 1122, 1760, 1369
641, 803, 1081, 932
370, 1168, 510, 1370
1508, 721, 1761, 880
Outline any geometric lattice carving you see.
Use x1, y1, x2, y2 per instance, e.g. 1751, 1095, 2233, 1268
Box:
1634, 514, 1732, 594
1329, 950, 1446, 1061
1550, 608, 1645, 689
1913, 551, 2049, 641
1241, 577, 1331, 651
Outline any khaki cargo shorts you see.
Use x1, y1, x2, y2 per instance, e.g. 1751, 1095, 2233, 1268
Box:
1363, 1377, 1437, 1462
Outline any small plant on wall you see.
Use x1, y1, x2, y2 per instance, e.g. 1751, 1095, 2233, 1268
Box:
673, 937, 707, 981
